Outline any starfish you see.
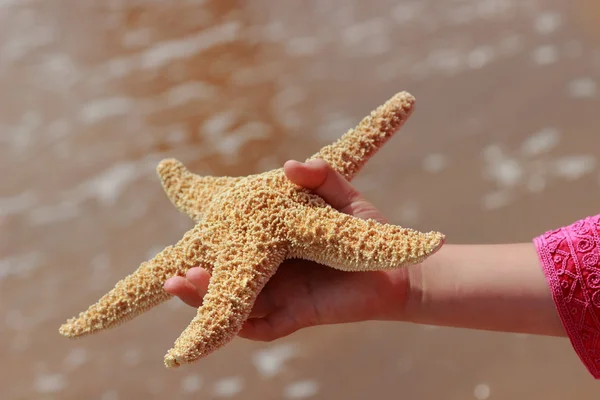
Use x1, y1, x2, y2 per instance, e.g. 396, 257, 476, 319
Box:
59, 91, 445, 368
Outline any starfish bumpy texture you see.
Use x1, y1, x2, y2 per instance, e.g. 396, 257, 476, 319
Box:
59, 91, 445, 368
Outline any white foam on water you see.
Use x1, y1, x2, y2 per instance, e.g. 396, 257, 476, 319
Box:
1, 26, 55, 62
340, 18, 390, 55
283, 380, 320, 399
568, 77, 597, 98
180, 374, 203, 394
532, 45, 558, 65
106, 56, 137, 78
274, 85, 307, 110
202, 111, 237, 137
520, 127, 560, 157
233, 121, 272, 139
553, 155, 596, 180
315, 114, 356, 142
0, 0, 31, 8
35, 373, 67, 394
64, 347, 89, 370
285, 37, 320, 56
427, 48, 463, 74
214, 132, 256, 159
0, 252, 41, 282
231, 65, 271, 86
84, 162, 140, 205
261, 21, 287, 42
100, 390, 120, 400
164, 125, 188, 145
390, 2, 423, 24
446, 4, 477, 25
39, 53, 80, 88
46, 118, 71, 140
0, 191, 37, 217
252, 343, 300, 378
28, 200, 81, 226
79, 97, 136, 125
140, 22, 241, 69
5, 111, 41, 153
482, 190, 513, 210
122, 347, 142, 367
202, 112, 273, 160
474, 383, 491, 399
122, 28, 152, 48
467, 46, 495, 69
164, 81, 217, 107
422, 153, 448, 173
534, 11, 562, 35
476, 0, 513, 18
212, 376, 244, 398
486, 158, 524, 188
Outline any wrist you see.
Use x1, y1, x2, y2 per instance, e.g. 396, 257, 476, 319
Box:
381, 248, 438, 323
374, 257, 429, 322
382, 244, 463, 325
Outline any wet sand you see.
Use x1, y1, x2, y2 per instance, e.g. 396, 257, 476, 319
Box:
2, 1, 600, 398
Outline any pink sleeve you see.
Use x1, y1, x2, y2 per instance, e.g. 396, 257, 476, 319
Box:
534, 214, 600, 379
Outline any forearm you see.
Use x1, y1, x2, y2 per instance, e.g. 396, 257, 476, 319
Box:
399, 243, 566, 337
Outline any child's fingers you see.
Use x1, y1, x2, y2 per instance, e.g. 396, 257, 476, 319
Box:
185, 267, 210, 295
283, 160, 327, 189
283, 159, 386, 222
237, 318, 276, 341
238, 310, 301, 342
283, 159, 362, 214
283, 159, 329, 189
162, 267, 210, 307
247, 292, 272, 319
164, 267, 272, 317
163, 276, 204, 307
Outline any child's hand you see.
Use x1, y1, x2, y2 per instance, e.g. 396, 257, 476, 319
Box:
163, 159, 410, 342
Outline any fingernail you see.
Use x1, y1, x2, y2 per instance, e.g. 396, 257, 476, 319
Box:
304, 159, 321, 166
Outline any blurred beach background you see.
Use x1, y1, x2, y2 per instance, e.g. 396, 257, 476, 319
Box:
2, 0, 600, 399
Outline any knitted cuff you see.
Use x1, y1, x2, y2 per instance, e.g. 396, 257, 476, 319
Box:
534, 214, 600, 379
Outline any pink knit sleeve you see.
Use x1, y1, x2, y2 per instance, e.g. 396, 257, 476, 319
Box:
533, 214, 600, 379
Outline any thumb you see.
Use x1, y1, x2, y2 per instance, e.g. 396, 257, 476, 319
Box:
283, 159, 387, 223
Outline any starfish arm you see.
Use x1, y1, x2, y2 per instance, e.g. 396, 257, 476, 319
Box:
306, 91, 415, 182
156, 158, 242, 222
287, 206, 445, 271
59, 226, 213, 338
163, 242, 286, 368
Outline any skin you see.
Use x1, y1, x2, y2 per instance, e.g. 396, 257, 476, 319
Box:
164, 159, 566, 342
